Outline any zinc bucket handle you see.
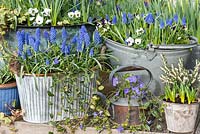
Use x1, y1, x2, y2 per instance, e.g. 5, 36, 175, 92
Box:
109, 65, 153, 89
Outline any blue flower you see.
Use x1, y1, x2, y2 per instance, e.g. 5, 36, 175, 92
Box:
46, 59, 50, 65
144, 1, 148, 7
25, 33, 29, 45
16, 31, 24, 56
122, 12, 128, 24
21, 30, 25, 44
43, 30, 49, 41
80, 124, 83, 130
77, 38, 83, 52
173, 14, 178, 23
71, 34, 78, 44
115, 91, 120, 96
62, 27, 67, 42
145, 13, 154, 24
88, 17, 93, 23
29, 36, 35, 47
94, 30, 101, 45
84, 32, 90, 48
116, 4, 121, 12
112, 16, 117, 24
112, 77, 119, 86
128, 12, 133, 20
34, 40, 40, 52
132, 87, 140, 95
80, 25, 87, 33
61, 40, 66, 53
126, 75, 137, 83
117, 126, 124, 133
35, 28, 41, 40
89, 47, 94, 57
50, 27, 57, 44
139, 82, 144, 88
65, 45, 71, 55
160, 20, 165, 29
106, 14, 110, 21
53, 58, 59, 65
124, 88, 129, 94
182, 17, 186, 26
26, 48, 32, 56
166, 19, 173, 26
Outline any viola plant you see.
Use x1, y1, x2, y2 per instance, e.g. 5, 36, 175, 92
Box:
98, 11, 191, 49
160, 55, 200, 104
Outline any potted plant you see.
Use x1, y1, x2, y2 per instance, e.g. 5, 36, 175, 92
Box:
0, 62, 20, 116
109, 65, 152, 125
98, 2, 197, 95
160, 55, 200, 133
7, 24, 106, 123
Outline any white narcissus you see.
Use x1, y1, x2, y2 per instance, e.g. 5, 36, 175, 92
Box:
126, 37, 134, 46
43, 8, 51, 16
35, 14, 44, 25
68, 12, 75, 18
28, 8, 38, 16
45, 19, 51, 24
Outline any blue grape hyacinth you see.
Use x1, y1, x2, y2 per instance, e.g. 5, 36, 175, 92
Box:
43, 30, 49, 41
84, 32, 90, 48
35, 28, 41, 40
94, 30, 101, 45
112, 16, 117, 24
16, 31, 24, 56
50, 27, 57, 44
62, 27, 67, 42
145, 13, 154, 24
160, 20, 165, 29
122, 12, 128, 24
89, 47, 94, 57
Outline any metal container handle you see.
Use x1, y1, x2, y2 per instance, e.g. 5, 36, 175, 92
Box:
109, 65, 153, 89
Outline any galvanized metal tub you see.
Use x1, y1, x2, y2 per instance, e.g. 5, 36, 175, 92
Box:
163, 101, 199, 133
105, 38, 197, 95
15, 73, 96, 123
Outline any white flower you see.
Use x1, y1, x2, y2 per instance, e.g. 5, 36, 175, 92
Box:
74, 10, 81, 18
43, 8, 51, 16
45, 19, 51, 24
135, 38, 142, 45
136, 28, 144, 35
136, 15, 140, 20
126, 37, 134, 46
68, 12, 75, 18
35, 14, 44, 25
177, 37, 182, 40
28, 8, 38, 16
30, 17, 35, 21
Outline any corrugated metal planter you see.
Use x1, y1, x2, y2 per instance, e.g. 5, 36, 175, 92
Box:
0, 82, 20, 115
15, 73, 96, 123
163, 101, 199, 133
105, 38, 197, 95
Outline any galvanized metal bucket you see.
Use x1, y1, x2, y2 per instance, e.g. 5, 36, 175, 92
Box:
163, 101, 199, 133
106, 38, 197, 95
15, 73, 96, 123
110, 65, 152, 125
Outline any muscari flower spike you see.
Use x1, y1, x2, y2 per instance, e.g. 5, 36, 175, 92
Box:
62, 27, 67, 42
84, 32, 90, 48
61, 40, 66, 54
53, 58, 59, 65
89, 47, 94, 57
43, 30, 49, 41
71, 34, 78, 44
35, 28, 41, 40
26, 48, 32, 56
21, 30, 25, 44
46, 59, 50, 65
77, 38, 83, 52
112, 16, 117, 24
182, 17, 186, 26
25, 33, 29, 45
34, 40, 40, 52
128, 12, 133, 20
166, 19, 173, 27
65, 45, 71, 55
28, 36, 35, 48
50, 27, 57, 44
16, 31, 24, 56
160, 20, 165, 29
173, 14, 178, 23
145, 13, 154, 24
94, 30, 101, 45
105, 14, 110, 21
122, 12, 128, 24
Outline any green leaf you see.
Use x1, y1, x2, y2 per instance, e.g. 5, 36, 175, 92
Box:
47, 91, 54, 97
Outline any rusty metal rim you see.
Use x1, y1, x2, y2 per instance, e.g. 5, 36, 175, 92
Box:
0, 81, 17, 89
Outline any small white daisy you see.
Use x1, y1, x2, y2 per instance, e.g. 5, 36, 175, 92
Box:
126, 37, 134, 46
35, 14, 44, 25
135, 38, 142, 45
74, 10, 81, 18
68, 12, 75, 18
136, 28, 144, 35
